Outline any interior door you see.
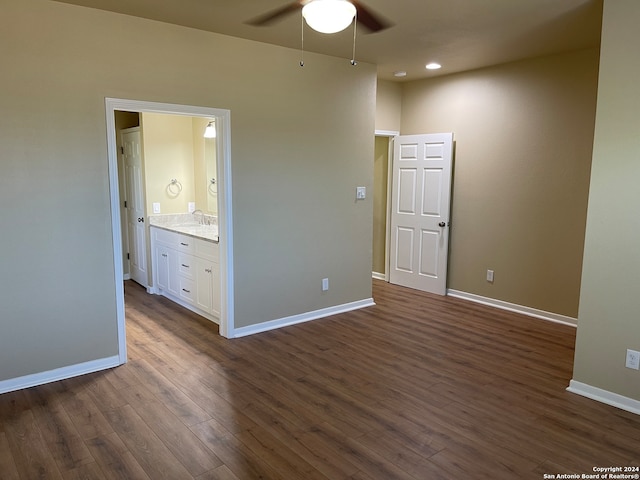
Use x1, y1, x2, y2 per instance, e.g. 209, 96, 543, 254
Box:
389, 133, 453, 295
122, 128, 148, 287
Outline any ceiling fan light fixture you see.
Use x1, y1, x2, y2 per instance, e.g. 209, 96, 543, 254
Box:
302, 0, 357, 34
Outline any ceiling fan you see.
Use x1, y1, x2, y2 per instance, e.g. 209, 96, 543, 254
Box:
247, 0, 391, 34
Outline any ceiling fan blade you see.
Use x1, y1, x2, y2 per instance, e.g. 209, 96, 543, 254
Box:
246, 1, 304, 26
351, 0, 392, 32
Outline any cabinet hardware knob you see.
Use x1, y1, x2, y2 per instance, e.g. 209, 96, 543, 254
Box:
180, 242, 189, 246
181, 264, 189, 268
182, 289, 190, 293
162, 254, 167, 258
205, 268, 212, 273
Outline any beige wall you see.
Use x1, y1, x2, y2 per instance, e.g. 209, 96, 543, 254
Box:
141, 113, 196, 215
573, 0, 640, 401
372, 136, 389, 275
375, 80, 402, 133
0, 0, 375, 382
400, 49, 599, 317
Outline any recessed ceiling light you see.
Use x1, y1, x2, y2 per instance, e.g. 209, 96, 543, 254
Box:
426, 63, 442, 70
393, 71, 407, 77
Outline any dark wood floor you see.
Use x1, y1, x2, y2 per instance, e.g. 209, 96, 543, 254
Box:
1, 280, 639, 479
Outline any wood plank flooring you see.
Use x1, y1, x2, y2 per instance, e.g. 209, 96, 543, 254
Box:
1, 280, 638, 479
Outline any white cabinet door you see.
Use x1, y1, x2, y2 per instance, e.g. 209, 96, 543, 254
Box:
154, 245, 179, 296
151, 226, 220, 321
155, 245, 170, 292
195, 257, 214, 314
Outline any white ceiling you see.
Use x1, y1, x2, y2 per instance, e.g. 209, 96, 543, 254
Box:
53, 0, 603, 81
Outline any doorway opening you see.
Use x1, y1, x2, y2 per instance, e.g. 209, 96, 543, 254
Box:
105, 98, 235, 365
372, 130, 398, 282
373, 130, 454, 296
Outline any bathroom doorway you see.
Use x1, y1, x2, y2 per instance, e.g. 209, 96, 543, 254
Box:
105, 98, 234, 365
372, 130, 398, 282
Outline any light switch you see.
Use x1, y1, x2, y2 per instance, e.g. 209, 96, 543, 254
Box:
152, 202, 161, 214
356, 186, 366, 200
188, 202, 196, 213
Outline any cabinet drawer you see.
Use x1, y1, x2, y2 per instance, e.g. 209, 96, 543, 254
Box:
178, 277, 195, 303
195, 238, 219, 263
176, 234, 195, 254
178, 253, 195, 279
152, 227, 195, 254
153, 227, 178, 247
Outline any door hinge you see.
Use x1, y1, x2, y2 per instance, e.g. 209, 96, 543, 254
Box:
124, 200, 127, 208
127, 253, 130, 260
120, 146, 124, 154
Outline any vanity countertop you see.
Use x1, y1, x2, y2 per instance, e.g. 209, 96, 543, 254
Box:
149, 213, 219, 243
151, 223, 219, 243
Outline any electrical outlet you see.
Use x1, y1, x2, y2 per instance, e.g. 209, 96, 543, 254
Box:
626, 349, 640, 370
486, 269, 494, 283
322, 278, 329, 292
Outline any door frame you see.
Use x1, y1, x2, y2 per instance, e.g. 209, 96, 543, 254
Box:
374, 129, 399, 282
105, 98, 234, 365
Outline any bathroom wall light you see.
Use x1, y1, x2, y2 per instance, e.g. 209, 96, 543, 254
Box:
203, 121, 216, 138
302, 0, 356, 34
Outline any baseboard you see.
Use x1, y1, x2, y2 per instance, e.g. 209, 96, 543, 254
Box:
232, 298, 376, 338
447, 289, 577, 327
567, 380, 640, 415
0, 355, 122, 395
152, 289, 219, 325
372, 271, 386, 281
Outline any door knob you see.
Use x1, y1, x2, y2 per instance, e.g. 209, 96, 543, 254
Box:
438, 222, 446, 227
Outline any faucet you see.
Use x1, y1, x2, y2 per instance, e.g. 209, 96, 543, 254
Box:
192, 209, 204, 225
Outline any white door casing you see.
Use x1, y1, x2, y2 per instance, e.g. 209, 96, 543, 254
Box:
122, 128, 147, 287
107, 98, 234, 358
389, 133, 453, 295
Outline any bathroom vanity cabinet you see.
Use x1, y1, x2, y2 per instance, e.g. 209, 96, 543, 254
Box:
150, 225, 220, 323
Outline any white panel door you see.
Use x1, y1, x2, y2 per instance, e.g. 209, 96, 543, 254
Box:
122, 128, 148, 287
389, 133, 453, 295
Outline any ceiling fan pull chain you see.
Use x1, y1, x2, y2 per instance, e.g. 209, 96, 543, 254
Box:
300, 13, 305, 67
350, 9, 358, 66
